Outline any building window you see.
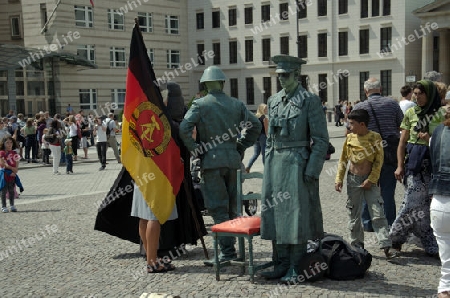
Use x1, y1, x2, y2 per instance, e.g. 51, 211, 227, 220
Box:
229, 41, 237, 64
229, 7, 237, 26
196, 12, 204, 29
138, 12, 152, 33
111, 89, 126, 110
318, 0, 327, 16
10, 16, 21, 38
372, 0, 380, 17
40, 4, 47, 28
230, 78, 238, 98
165, 15, 179, 34
166, 50, 180, 68
318, 74, 327, 102
77, 45, 95, 63
110, 47, 126, 67
380, 70, 392, 96
262, 38, 271, 61
338, 0, 348, 14
433, 36, 440, 72
298, 35, 307, 58
339, 75, 348, 101
361, 0, 368, 18
74, 6, 93, 27
246, 77, 254, 105
261, 4, 270, 22
318, 33, 327, 57
338, 32, 348, 56
360, 71, 369, 101
280, 3, 289, 20
212, 11, 220, 28
108, 9, 124, 30
383, 0, 391, 16
359, 29, 369, 54
280, 36, 289, 55
245, 7, 253, 24
213, 42, 221, 65
380, 27, 392, 52
298, 0, 307, 19
197, 44, 205, 65
147, 48, 154, 65
300, 75, 308, 89
245, 40, 253, 62
79, 89, 97, 110
263, 77, 271, 103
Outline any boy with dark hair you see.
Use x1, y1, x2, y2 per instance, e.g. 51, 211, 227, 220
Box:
335, 109, 397, 259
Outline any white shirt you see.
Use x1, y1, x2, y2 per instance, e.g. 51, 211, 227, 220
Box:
399, 99, 416, 115
104, 118, 116, 136
69, 123, 78, 137
95, 124, 107, 142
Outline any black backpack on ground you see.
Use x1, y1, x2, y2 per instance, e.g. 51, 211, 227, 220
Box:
320, 233, 372, 280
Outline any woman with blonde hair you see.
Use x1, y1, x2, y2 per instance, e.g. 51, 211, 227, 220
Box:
245, 103, 268, 173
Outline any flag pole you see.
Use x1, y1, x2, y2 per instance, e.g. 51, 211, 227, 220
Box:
133, 17, 209, 259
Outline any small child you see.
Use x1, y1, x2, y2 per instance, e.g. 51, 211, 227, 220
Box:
41, 128, 51, 165
334, 109, 397, 259
64, 138, 73, 174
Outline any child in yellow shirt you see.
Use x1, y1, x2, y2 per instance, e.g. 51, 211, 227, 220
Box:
335, 109, 398, 259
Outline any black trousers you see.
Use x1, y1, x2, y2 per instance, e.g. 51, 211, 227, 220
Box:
96, 142, 107, 167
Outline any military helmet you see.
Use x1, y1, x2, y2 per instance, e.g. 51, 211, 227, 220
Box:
199, 66, 226, 83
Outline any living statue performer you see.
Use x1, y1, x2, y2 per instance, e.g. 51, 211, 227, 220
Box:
179, 66, 261, 265
260, 55, 329, 283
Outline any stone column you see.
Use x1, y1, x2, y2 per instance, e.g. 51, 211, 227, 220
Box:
439, 29, 450, 84
421, 29, 434, 78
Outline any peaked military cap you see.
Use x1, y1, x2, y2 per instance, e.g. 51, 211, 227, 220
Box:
272, 55, 307, 73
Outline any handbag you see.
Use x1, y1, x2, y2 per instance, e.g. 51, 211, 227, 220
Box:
368, 102, 399, 165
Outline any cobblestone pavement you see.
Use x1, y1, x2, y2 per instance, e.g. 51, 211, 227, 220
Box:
0, 125, 442, 298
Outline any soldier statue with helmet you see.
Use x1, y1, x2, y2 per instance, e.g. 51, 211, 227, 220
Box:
179, 66, 261, 266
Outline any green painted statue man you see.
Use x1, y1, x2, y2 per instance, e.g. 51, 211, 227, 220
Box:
260, 55, 329, 283
179, 66, 261, 265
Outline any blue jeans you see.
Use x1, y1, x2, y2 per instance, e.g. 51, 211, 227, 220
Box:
66, 154, 73, 172
362, 163, 397, 230
246, 134, 267, 170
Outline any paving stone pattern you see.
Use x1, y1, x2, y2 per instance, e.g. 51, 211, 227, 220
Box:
0, 126, 442, 297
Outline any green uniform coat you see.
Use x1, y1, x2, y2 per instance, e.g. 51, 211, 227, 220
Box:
261, 85, 329, 244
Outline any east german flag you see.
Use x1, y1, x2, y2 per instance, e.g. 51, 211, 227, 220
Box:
121, 24, 184, 224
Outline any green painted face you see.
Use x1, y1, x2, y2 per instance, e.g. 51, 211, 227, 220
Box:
278, 72, 298, 93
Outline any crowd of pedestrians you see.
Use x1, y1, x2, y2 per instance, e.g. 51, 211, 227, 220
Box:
0, 108, 122, 211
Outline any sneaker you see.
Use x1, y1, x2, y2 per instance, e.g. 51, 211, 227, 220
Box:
66, 171, 70, 174
69, 171, 73, 174
99, 166, 105, 171
53, 171, 61, 175
10, 206, 17, 212
1, 207, 9, 213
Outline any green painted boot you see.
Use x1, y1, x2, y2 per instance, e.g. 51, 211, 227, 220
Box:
280, 244, 306, 284
260, 244, 290, 279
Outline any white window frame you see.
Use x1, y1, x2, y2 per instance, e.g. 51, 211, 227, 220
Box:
10, 16, 21, 38
108, 9, 124, 30
165, 15, 179, 34
147, 48, 154, 66
166, 50, 180, 68
111, 89, 126, 110
79, 89, 97, 110
110, 47, 126, 68
138, 12, 153, 33
77, 45, 95, 63
74, 6, 93, 28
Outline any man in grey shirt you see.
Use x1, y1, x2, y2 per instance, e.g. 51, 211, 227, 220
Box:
105, 113, 121, 163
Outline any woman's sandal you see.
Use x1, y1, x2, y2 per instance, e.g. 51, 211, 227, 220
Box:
147, 264, 167, 274
163, 262, 175, 271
